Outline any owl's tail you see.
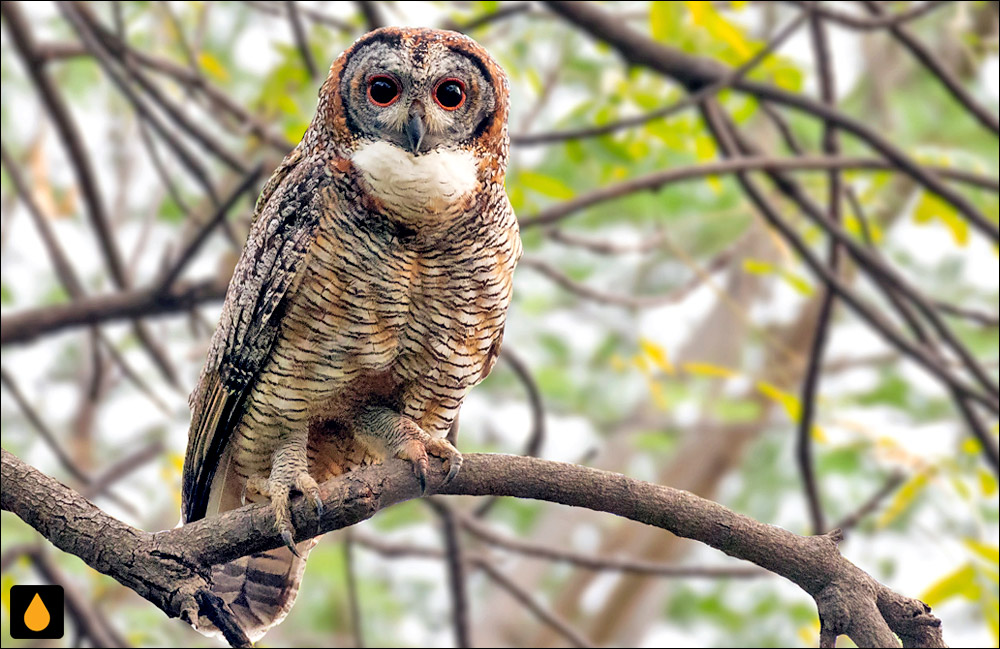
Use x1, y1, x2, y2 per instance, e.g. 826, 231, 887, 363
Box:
193, 448, 318, 643
204, 540, 317, 642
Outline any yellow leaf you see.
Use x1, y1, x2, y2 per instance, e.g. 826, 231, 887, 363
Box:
962, 438, 982, 454
685, 1, 752, 57
879, 470, 931, 528
921, 563, 979, 607
742, 258, 813, 296
167, 451, 185, 475
649, 2, 678, 42
979, 467, 998, 496
640, 338, 675, 375
964, 539, 1000, 565
755, 380, 826, 440
914, 191, 969, 246
682, 362, 737, 378
647, 379, 670, 410
796, 617, 820, 647
198, 52, 229, 82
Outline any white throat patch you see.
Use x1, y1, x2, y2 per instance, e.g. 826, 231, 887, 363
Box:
351, 141, 479, 218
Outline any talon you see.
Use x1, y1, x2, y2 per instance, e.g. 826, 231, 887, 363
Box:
416, 459, 429, 495
281, 528, 302, 558
313, 495, 325, 521
445, 455, 462, 484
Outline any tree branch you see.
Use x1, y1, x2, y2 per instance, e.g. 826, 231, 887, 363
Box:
2, 447, 946, 648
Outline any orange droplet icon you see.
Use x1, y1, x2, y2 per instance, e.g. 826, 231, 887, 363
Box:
24, 592, 51, 632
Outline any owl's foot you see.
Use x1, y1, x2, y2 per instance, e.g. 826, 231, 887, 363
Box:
356, 406, 463, 494
243, 470, 323, 557
396, 430, 463, 494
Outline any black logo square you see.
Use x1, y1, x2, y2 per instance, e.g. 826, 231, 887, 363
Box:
9, 585, 64, 639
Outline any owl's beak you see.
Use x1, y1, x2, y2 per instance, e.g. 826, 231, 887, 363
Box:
404, 104, 426, 155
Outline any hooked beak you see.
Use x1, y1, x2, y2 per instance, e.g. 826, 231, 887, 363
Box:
404, 104, 426, 155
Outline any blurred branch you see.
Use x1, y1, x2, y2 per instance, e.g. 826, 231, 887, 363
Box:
286, 2, 318, 80
795, 7, 842, 538
545, 227, 667, 255
519, 155, 997, 229
0, 277, 229, 346
30, 547, 129, 647
242, 1, 351, 32
343, 532, 365, 648
477, 558, 594, 648
155, 164, 262, 292
443, 2, 533, 33
355, 1, 385, 31
0, 368, 136, 514
521, 257, 692, 309
784, 0, 952, 31
833, 472, 907, 534
1, 1, 128, 286
861, 0, 999, 135
514, 10, 809, 146
4, 448, 948, 648
430, 502, 472, 648
542, 1, 999, 245
459, 511, 767, 579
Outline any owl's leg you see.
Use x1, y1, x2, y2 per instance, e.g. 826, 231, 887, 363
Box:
243, 426, 324, 556
354, 405, 463, 493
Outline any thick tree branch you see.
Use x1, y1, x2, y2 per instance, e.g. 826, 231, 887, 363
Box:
2, 448, 945, 648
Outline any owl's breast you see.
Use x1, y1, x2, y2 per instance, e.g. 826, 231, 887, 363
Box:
351, 141, 479, 222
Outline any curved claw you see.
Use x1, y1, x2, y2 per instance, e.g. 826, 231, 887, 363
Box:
444, 454, 463, 484
281, 528, 302, 558
416, 458, 429, 495
312, 494, 325, 522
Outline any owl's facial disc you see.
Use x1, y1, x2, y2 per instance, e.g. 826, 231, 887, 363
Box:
340, 37, 497, 156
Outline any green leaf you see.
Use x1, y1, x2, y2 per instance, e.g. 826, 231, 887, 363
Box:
518, 170, 575, 200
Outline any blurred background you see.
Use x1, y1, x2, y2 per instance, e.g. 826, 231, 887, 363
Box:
1, 1, 998, 647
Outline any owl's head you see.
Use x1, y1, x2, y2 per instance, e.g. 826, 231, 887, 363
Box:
313, 27, 509, 162
309, 27, 510, 225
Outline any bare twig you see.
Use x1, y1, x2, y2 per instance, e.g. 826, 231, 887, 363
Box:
795, 6, 841, 537
1, 277, 229, 346
784, 0, 952, 31
286, 2, 318, 79
343, 532, 365, 648
513, 10, 809, 146
430, 502, 472, 648
864, 0, 999, 135
542, 1, 998, 244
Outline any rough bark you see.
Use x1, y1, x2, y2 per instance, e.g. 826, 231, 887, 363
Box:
2, 447, 945, 648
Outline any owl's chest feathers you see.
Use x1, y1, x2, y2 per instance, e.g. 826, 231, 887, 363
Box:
281, 204, 514, 404
350, 141, 479, 220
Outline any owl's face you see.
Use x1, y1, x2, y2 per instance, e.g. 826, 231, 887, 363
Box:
338, 32, 499, 155
312, 28, 509, 225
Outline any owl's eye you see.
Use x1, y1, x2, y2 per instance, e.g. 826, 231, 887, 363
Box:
367, 75, 400, 107
433, 78, 466, 110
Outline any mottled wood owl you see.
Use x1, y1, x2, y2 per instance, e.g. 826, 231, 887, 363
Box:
182, 27, 520, 641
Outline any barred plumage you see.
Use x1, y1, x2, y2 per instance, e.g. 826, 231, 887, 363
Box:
182, 27, 519, 641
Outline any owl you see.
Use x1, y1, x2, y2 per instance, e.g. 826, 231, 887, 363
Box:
181, 27, 520, 641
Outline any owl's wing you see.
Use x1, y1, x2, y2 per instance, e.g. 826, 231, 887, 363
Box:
182, 145, 326, 522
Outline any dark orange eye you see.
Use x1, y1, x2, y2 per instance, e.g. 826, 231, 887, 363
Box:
368, 75, 400, 107
433, 78, 465, 110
